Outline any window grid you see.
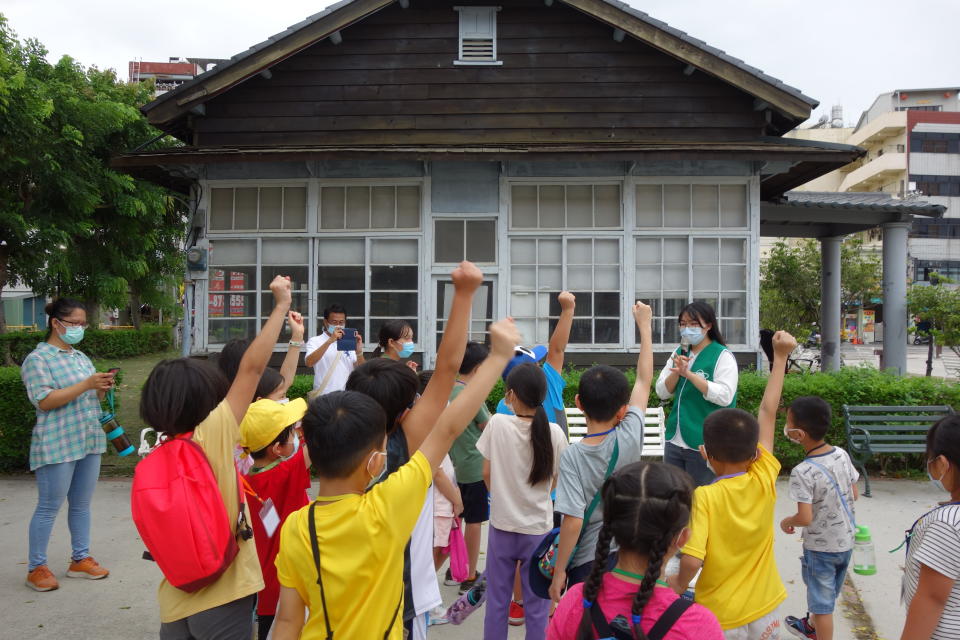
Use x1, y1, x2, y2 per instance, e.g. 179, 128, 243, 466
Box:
434, 218, 497, 264
510, 184, 622, 230
635, 183, 748, 229
209, 186, 307, 232
207, 239, 259, 346
319, 185, 421, 231
259, 239, 310, 344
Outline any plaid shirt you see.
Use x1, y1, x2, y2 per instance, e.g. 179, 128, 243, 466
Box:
21, 342, 105, 470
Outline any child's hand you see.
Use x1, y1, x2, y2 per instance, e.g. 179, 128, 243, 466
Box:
557, 291, 576, 312
451, 261, 483, 292
780, 517, 796, 535
288, 311, 305, 341
632, 300, 652, 326
772, 330, 798, 358
453, 493, 464, 519
269, 275, 292, 307
489, 317, 521, 359
406, 360, 419, 373
549, 571, 566, 604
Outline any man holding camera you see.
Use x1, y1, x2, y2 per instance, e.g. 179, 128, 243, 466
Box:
304, 304, 364, 396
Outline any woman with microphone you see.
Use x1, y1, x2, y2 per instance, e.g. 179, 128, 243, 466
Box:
655, 302, 738, 486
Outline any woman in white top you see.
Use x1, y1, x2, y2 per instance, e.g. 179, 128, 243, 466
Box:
655, 302, 738, 486
477, 363, 567, 640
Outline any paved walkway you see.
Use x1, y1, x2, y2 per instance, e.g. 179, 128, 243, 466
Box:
0, 475, 931, 639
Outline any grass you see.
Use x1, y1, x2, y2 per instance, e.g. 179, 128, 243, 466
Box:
96, 349, 178, 476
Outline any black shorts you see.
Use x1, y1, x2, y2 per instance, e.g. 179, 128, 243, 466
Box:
457, 480, 489, 524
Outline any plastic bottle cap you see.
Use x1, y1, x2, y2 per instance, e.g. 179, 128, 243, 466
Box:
855, 525, 871, 541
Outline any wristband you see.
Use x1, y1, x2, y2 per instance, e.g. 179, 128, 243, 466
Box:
288, 340, 304, 348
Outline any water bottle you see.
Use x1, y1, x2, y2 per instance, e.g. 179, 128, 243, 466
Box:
853, 525, 877, 575
100, 413, 135, 456
466, 575, 487, 606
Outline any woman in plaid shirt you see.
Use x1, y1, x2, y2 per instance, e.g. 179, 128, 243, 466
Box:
20, 299, 116, 592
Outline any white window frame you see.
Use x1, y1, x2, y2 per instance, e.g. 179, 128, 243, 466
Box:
453, 6, 503, 66
206, 181, 309, 233
317, 181, 424, 232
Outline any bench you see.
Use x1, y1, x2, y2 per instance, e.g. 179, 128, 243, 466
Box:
565, 406, 666, 459
843, 404, 955, 497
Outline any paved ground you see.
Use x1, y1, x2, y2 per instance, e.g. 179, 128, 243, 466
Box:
841, 343, 958, 379
1, 475, 930, 639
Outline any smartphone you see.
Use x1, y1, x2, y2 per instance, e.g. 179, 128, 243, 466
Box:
108, 367, 121, 376
337, 328, 357, 352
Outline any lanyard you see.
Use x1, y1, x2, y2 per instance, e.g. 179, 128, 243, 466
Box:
891, 501, 960, 553
582, 426, 617, 439
239, 474, 265, 505
712, 472, 746, 483
611, 567, 670, 588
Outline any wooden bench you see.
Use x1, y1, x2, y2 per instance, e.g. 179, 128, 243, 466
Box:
565, 406, 666, 459
843, 404, 955, 497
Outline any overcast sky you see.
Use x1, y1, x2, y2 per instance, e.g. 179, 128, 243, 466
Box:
3, 0, 958, 127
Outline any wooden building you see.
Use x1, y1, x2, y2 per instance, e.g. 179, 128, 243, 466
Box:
117, 0, 865, 366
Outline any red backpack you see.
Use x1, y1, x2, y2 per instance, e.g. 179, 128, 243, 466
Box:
131, 432, 251, 592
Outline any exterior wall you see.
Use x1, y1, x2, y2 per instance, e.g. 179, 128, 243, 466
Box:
193, 160, 761, 366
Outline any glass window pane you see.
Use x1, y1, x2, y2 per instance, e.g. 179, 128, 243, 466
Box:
511, 239, 536, 264
538, 239, 562, 264
594, 185, 620, 227
721, 318, 746, 344
692, 266, 719, 291
346, 186, 370, 228
210, 267, 256, 292
465, 220, 496, 263
692, 184, 719, 228
512, 185, 538, 228
371, 266, 418, 289
635, 294, 660, 318
210, 240, 256, 265
370, 292, 418, 316
568, 266, 592, 289
262, 266, 308, 291
537, 319, 551, 344
371, 186, 396, 229
721, 238, 746, 263
569, 319, 592, 343
663, 238, 687, 264
595, 292, 619, 316
636, 184, 662, 227
435, 220, 465, 263
317, 238, 363, 264
721, 265, 747, 289
514, 318, 536, 343
568, 239, 592, 264
261, 292, 308, 314
209, 319, 257, 345
692, 238, 719, 265
720, 184, 748, 227
234, 188, 258, 229
595, 266, 619, 289
210, 188, 233, 230
262, 239, 307, 265
321, 187, 345, 229
317, 266, 364, 290
635, 239, 661, 264
538, 266, 562, 289
595, 319, 619, 343
283, 187, 307, 230
259, 187, 283, 230
595, 239, 618, 264
396, 186, 421, 229
317, 293, 365, 319
223, 292, 255, 317
636, 265, 660, 283
511, 292, 536, 316
372, 239, 417, 264
566, 185, 593, 227
722, 294, 747, 318
693, 296, 718, 312
511, 266, 536, 288
538, 293, 554, 316
663, 184, 690, 227
539, 186, 565, 228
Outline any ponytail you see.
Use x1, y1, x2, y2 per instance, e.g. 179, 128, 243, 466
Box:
44, 298, 85, 339
505, 363, 553, 487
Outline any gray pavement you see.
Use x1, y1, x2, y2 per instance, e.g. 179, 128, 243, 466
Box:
1, 475, 930, 639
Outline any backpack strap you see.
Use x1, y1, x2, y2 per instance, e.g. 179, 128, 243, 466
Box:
588, 601, 632, 640
646, 597, 695, 640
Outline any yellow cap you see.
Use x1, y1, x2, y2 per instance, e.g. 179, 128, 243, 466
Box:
239, 398, 308, 453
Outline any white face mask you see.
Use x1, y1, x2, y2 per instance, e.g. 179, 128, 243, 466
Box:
783, 426, 803, 445
289, 432, 300, 457
365, 450, 387, 490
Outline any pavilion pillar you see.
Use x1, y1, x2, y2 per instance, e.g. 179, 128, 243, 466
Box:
820, 236, 842, 372
882, 221, 911, 375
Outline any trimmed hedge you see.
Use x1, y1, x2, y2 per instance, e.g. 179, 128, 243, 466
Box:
0, 324, 173, 365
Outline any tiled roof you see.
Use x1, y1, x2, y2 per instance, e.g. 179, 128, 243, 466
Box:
783, 191, 946, 215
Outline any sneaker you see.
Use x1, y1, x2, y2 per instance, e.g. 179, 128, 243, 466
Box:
785, 614, 817, 639
26, 566, 59, 592
428, 605, 450, 626
509, 600, 525, 626
443, 568, 459, 587
458, 574, 479, 594
66, 556, 109, 580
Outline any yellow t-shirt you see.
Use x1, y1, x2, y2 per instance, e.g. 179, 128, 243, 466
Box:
681, 445, 786, 630
157, 401, 265, 623
276, 450, 433, 640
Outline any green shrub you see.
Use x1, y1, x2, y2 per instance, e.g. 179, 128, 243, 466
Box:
0, 325, 173, 364
0, 366, 36, 471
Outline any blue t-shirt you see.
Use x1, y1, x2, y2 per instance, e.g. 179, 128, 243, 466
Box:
496, 361, 567, 436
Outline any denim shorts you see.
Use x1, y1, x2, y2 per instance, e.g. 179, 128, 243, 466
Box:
800, 548, 852, 614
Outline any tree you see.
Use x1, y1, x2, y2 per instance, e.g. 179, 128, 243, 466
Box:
0, 15, 185, 330
907, 275, 960, 377
760, 236, 882, 339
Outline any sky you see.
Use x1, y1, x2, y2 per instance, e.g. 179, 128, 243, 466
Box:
3, 0, 958, 127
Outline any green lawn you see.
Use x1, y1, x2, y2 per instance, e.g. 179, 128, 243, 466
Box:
97, 349, 179, 476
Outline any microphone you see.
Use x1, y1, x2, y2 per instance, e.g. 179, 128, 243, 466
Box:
680, 335, 691, 358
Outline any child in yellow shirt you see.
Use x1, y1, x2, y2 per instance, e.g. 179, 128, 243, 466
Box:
671, 330, 797, 639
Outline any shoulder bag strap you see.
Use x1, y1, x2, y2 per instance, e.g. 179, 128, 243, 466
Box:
647, 597, 696, 640
568, 437, 620, 566
309, 350, 343, 400
308, 503, 335, 640
588, 601, 632, 640
805, 459, 856, 527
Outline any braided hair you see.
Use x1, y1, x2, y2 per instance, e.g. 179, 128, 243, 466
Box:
575, 462, 694, 640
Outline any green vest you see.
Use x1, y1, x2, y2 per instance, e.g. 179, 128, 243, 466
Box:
664, 340, 737, 448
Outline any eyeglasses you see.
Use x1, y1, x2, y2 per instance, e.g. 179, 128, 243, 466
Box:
58, 318, 89, 329
679, 322, 703, 329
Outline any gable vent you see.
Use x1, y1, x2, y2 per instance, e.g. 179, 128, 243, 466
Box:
454, 6, 503, 66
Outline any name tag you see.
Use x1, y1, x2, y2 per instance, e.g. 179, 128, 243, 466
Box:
259, 498, 280, 538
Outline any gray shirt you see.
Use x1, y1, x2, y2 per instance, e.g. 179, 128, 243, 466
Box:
788, 446, 859, 552
555, 408, 646, 569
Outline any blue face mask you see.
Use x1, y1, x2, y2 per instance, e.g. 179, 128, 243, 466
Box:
326, 324, 340, 336
680, 326, 705, 346
928, 459, 949, 492
399, 341, 416, 358
61, 325, 85, 345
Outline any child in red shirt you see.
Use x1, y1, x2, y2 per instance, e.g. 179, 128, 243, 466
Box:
240, 397, 312, 640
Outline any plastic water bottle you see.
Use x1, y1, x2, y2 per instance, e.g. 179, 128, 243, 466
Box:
446, 574, 487, 625
853, 525, 877, 575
